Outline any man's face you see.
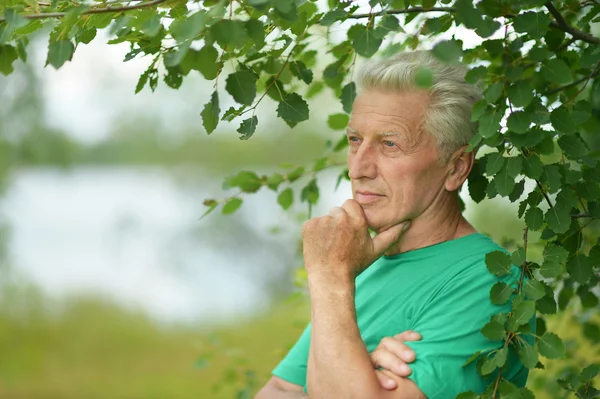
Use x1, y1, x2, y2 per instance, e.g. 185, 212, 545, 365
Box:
346, 89, 450, 232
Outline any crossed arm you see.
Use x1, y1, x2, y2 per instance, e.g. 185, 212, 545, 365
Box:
255, 276, 426, 399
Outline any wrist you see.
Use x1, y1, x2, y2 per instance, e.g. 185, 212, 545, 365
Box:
307, 267, 354, 290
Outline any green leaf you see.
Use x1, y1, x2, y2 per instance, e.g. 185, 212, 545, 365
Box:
573, 100, 592, 125
537, 332, 566, 359
301, 178, 319, 205
518, 340, 539, 369
266, 173, 284, 191
350, 25, 382, 58
545, 205, 571, 234
511, 247, 526, 266
550, 106, 577, 135
340, 82, 357, 114
201, 91, 220, 134
222, 198, 243, 215
541, 165, 562, 194
277, 93, 309, 128
194, 45, 219, 80
558, 135, 588, 159
524, 207, 544, 231
581, 364, 600, 381
506, 157, 523, 178
481, 320, 506, 341
456, 392, 479, 399
277, 188, 294, 210
507, 111, 532, 134
480, 355, 497, 375
211, 20, 248, 49
170, 10, 207, 42
0, 45, 18, 75
513, 11, 550, 39
490, 281, 512, 305
478, 108, 502, 138
485, 251, 512, 276
290, 61, 313, 85
328, 113, 349, 130
566, 254, 593, 284
522, 155, 543, 179
414, 67, 433, 88
46, 40, 74, 69
541, 59, 573, 85
495, 168, 515, 197
225, 171, 262, 193
468, 175, 488, 203
226, 70, 257, 106
432, 39, 463, 63
540, 244, 568, 278
507, 300, 535, 331
485, 83, 503, 103
245, 19, 265, 50
495, 347, 508, 368
485, 153, 505, 175
462, 351, 482, 367
320, 10, 346, 26
237, 116, 258, 140
524, 279, 545, 300
508, 81, 534, 107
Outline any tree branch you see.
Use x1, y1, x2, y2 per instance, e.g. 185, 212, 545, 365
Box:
544, 63, 600, 95
0, 0, 166, 23
535, 179, 554, 209
545, 1, 600, 45
345, 7, 454, 19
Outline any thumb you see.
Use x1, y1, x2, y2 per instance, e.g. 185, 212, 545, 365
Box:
372, 221, 411, 256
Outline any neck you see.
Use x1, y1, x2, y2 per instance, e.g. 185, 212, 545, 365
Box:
383, 193, 476, 256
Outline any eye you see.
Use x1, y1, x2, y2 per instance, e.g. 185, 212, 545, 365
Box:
383, 140, 396, 148
348, 135, 360, 143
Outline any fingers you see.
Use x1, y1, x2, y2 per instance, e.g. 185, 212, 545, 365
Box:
371, 344, 414, 375
328, 206, 345, 218
376, 369, 398, 391
394, 330, 422, 342
340, 199, 367, 223
372, 220, 411, 256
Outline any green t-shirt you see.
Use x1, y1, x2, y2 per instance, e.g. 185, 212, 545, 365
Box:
272, 233, 532, 398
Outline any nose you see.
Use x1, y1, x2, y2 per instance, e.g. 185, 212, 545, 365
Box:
348, 141, 377, 180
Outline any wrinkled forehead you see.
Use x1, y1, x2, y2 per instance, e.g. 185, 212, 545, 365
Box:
347, 89, 430, 143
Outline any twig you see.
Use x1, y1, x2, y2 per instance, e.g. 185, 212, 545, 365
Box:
239, 27, 308, 117
535, 179, 554, 209
0, 0, 166, 22
545, 1, 600, 45
571, 213, 593, 218
544, 65, 600, 95
344, 6, 454, 19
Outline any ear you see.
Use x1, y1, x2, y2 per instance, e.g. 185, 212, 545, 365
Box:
444, 145, 474, 192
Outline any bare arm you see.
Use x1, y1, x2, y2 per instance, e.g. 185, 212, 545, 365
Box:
255, 376, 307, 399
307, 274, 425, 399
302, 200, 426, 399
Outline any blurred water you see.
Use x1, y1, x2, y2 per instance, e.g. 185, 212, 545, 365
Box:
0, 167, 351, 325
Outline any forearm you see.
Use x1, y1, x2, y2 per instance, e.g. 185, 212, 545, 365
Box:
307, 273, 383, 399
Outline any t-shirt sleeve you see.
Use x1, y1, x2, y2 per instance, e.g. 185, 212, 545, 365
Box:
272, 322, 311, 387
401, 266, 526, 399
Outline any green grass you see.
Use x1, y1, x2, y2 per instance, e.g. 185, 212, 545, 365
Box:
0, 285, 598, 399
0, 290, 310, 399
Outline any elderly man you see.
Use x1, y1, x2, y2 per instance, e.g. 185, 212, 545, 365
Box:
256, 51, 529, 399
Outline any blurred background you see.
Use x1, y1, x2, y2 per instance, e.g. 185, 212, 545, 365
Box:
0, 14, 598, 399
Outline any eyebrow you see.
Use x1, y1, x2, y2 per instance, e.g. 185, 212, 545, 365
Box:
346, 127, 404, 138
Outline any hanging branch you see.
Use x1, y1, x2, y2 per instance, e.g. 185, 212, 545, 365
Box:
0, 0, 166, 23
545, 1, 600, 45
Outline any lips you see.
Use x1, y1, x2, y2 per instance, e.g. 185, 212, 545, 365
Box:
355, 190, 384, 204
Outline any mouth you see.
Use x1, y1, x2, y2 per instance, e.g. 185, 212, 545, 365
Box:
355, 190, 385, 204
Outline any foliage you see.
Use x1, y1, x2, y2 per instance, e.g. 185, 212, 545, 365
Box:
3, 0, 600, 397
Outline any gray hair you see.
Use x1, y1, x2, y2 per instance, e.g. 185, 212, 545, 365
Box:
356, 50, 482, 164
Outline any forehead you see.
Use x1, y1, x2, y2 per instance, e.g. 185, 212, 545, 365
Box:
348, 89, 429, 135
